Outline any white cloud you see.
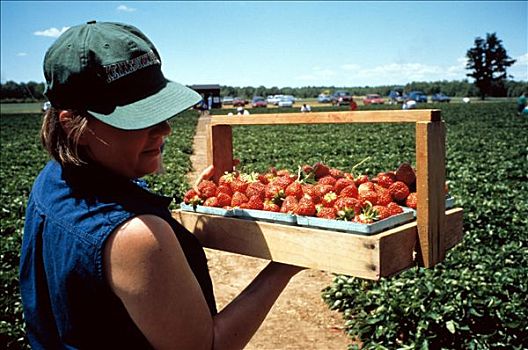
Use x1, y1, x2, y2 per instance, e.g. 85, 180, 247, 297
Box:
17, 52, 27, 57
117, 5, 136, 12
296, 66, 336, 82
34, 27, 69, 38
510, 53, 528, 80
341, 64, 361, 71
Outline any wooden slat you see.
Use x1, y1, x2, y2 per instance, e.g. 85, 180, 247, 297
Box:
172, 208, 463, 280
208, 125, 234, 182
211, 109, 441, 126
444, 208, 464, 249
415, 121, 446, 267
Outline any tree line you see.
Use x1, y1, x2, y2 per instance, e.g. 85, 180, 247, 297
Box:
3, 79, 525, 103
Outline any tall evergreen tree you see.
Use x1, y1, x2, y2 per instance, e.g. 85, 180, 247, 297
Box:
466, 33, 516, 99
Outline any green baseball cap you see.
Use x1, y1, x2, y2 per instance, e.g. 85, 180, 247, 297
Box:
43, 21, 201, 130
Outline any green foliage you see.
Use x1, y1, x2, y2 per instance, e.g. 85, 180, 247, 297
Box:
321, 103, 528, 349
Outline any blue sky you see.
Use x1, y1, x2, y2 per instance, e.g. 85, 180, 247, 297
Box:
1, 1, 527, 88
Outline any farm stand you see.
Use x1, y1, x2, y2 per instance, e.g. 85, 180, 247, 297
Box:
173, 110, 464, 280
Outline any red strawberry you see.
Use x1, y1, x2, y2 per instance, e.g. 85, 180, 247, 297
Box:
183, 189, 202, 205
313, 162, 330, 179
318, 175, 337, 187
376, 172, 395, 188
295, 197, 316, 216
216, 184, 233, 196
230, 178, 249, 193
354, 201, 377, 224
203, 197, 220, 207
316, 206, 337, 219
372, 205, 391, 220
258, 173, 270, 184
246, 195, 264, 210
329, 168, 344, 179
246, 181, 266, 200
389, 181, 410, 202
343, 172, 354, 180
358, 181, 376, 194
354, 174, 369, 186
197, 180, 217, 199
263, 199, 280, 212
285, 181, 304, 199
321, 191, 338, 207
334, 197, 361, 214
358, 189, 378, 205
387, 202, 404, 215
374, 185, 393, 206
273, 175, 294, 189
231, 191, 249, 207
395, 163, 416, 187
218, 172, 237, 187
265, 183, 285, 204
405, 192, 418, 209
334, 178, 355, 195
216, 192, 232, 207
280, 195, 299, 214
314, 184, 334, 198
339, 184, 358, 199
276, 169, 291, 177
302, 164, 314, 174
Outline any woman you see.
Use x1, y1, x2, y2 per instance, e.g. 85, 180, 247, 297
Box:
20, 21, 302, 349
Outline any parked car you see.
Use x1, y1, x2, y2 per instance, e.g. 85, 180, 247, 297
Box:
222, 96, 234, 105
317, 94, 332, 103
267, 95, 283, 105
405, 91, 428, 103
387, 90, 405, 104
233, 97, 247, 107
251, 96, 267, 108
431, 92, 451, 103
363, 94, 385, 105
277, 96, 294, 108
331, 91, 352, 106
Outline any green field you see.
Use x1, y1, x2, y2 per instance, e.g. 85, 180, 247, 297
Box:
1, 103, 527, 349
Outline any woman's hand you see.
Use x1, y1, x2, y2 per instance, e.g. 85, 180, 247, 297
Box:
193, 165, 215, 193
192, 159, 241, 193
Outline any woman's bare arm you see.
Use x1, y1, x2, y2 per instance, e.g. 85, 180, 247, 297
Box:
104, 214, 302, 350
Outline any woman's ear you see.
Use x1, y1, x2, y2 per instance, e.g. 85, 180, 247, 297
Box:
58, 110, 89, 145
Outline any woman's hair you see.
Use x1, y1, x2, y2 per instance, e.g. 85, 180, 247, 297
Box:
41, 107, 90, 166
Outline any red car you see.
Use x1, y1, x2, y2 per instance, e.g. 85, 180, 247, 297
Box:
233, 97, 247, 107
363, 94, 385, 105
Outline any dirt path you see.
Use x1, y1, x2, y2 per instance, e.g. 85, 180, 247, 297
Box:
186, 114, 350, 349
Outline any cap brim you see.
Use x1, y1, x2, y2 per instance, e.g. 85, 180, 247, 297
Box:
88, 81, 201, 130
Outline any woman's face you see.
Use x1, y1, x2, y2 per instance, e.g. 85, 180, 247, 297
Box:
83, 117, 172, 179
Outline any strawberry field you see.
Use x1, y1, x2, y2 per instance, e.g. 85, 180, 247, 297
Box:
1, 103, 527, 348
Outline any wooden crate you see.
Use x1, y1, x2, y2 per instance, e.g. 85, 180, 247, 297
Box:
172, 109, 464, 279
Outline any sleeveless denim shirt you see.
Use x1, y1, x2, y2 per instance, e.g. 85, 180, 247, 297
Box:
20, 161, 217, 349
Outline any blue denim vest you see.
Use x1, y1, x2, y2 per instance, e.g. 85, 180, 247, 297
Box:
20, 161, 217, 349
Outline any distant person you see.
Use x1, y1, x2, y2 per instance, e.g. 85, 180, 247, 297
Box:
237, 106, 250, 115
403, 100, 417, 110
19, 20, 303, 349
300, 103, 311, 112
350, 98, 358, 111
207, 95, 213, 110
516, 93, 527, 116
